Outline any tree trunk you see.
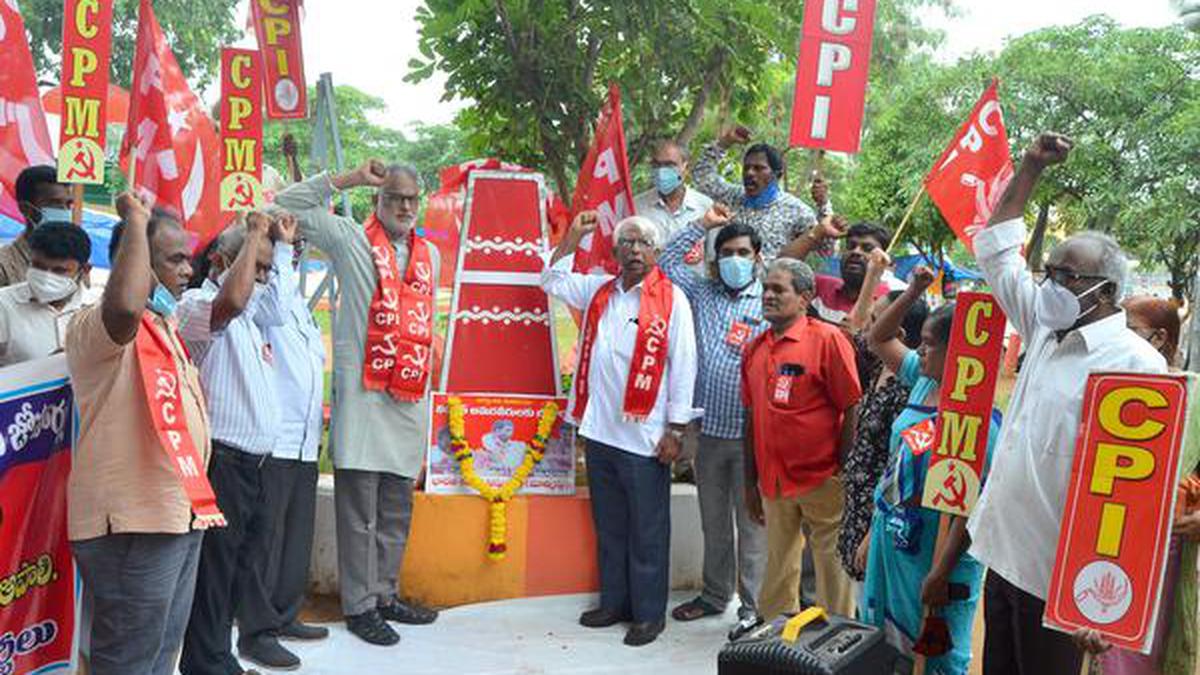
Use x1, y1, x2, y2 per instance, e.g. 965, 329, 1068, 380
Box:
676, 48, 727, 147
1025, 201, 1051, 271
1188, 266, 1200, 370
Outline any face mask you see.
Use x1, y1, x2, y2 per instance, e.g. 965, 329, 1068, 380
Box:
1034, 277, 1106, 331
146, 282, 178, 317
653, 166, 683, 196
742, 180, 780, 210
26, 268, 78, 303
718, 256, 755, 291
33, 206, 73, 225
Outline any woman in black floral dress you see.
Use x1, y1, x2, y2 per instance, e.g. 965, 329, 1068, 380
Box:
838, 291, 929, 581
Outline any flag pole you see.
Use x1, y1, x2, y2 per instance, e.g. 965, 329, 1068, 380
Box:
886, 184, 926, 254
71, 184, 84, 225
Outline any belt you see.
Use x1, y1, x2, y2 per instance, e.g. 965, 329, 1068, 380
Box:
213, 442, 269, 468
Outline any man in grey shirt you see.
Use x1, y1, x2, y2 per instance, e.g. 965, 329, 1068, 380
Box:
275, 160, 439, 647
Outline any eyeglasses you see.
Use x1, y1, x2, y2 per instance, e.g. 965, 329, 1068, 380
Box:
1041, 264, 1107, 287
380, 192, 419, 207
617, 237, 655, 251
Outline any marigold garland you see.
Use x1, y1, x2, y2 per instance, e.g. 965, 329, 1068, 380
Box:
447, 396, 559, 561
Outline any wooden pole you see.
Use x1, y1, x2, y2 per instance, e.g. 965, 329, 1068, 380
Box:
886, 185, 927, 255
1081, 651, 1093, 675
812, 149, 826, 181
70, 184, 84, 225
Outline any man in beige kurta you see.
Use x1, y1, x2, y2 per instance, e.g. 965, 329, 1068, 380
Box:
274, 160, 440, 646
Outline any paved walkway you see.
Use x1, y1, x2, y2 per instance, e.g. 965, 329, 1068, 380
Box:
235, 592, 740, 675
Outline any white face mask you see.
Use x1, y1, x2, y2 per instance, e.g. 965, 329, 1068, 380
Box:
1034, 277, 1107, 331
26, 268, 79, 303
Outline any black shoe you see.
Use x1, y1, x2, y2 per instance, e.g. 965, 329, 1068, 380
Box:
579, 607, 628, 628
237, 635, 300, 671
379, 598, 438, 625
279, 621, 330, 641
346, 609, 400, 646
624, 620, 665, 647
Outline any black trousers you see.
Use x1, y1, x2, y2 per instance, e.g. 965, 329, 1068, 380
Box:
585, 439, 671, 623
237, 457, 318, 644
983, 571, 1084, 675
180, 443, 276, 675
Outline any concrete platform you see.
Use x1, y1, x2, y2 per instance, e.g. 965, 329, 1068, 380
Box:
232, 592, 737, 675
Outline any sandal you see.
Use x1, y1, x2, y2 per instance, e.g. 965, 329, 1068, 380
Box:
671, 596, 723, 622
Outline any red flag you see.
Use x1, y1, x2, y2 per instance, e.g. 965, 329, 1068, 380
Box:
120, 0, 222, 248
923, 80, 1014, 251
0, 2, 55, 221
570, 84, 635, 275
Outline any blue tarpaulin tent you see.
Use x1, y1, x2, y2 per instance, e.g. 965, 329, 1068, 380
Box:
0, 210, 120, 269
820, 255, 983, 282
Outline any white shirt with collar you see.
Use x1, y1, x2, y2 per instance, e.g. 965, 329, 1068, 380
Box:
177, 268, 287, 455
541, 254, 700, 457
262, 243, 325, 462
966, 217, 1168, 600
634, 186, 713, 273
0, 281, 95, 367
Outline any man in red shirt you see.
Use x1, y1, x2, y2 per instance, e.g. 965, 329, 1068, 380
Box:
741, 257, 861, 620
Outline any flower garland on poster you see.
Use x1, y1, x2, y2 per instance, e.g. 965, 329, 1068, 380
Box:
447, 396, 559, 560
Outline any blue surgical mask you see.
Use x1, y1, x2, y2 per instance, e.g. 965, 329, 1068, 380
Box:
653, 166, 683, 196
146, 283, 178, 317
34, 206, 73, 225
718, 256, 755, 291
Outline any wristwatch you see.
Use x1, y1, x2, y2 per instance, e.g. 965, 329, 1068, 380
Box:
667, 427, 685, 441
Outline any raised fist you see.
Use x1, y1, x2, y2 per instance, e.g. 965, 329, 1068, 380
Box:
570, 210, 599, 238
702, 203, 733, 229
718, 125, 752, 148
1025, 133, 1073, 169
910, 265, 937, 291
270, 212, 298, 244
115, 191, 150, 226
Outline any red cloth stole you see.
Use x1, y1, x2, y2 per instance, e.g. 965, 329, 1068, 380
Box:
361, 214, 435, 401
134, 314, 225, 529
572, 267, 673, 423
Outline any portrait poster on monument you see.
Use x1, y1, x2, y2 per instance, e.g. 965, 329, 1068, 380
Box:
426, 393, 576, 496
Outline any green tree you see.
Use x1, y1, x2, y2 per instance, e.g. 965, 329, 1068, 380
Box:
19, 0, 241, 89
408, 0, 951, 198
262, 85, 466, 220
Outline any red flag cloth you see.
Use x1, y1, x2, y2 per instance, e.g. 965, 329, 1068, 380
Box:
570, 84, 636, 275
0, 2, 55, 221
120, 0, 222, 249
923, 80, 1014, 251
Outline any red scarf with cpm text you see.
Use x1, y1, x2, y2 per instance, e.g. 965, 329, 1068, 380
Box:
572, 266, 673, 422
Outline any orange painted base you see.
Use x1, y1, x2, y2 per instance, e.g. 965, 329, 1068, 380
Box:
399, 490, 599, 608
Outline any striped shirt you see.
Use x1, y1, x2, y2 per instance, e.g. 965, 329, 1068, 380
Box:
263, 244, 325, 462
178, 269, 286, 455
660, 222, 767, 439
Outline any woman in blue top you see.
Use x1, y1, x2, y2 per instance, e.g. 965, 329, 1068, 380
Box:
859, 266, 1000, 675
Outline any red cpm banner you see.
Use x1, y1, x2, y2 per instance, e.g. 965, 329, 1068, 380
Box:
788, 0, 877, 153
921, 292, 1006, 517
923, 80, 1014, 251
250, 0, 307, 119
1045, 373, 1188, 653
570, 83, 635, 275
219, 48, 265, 212
57, 0, 113, 185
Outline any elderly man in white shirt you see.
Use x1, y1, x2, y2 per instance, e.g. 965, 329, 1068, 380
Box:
234, 212, 330, 670
965, 133, 1168, 675
633, 139, 713, 276
0, 222, 95, 365
177, 213, 286, 675
542, 211, 698, 648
